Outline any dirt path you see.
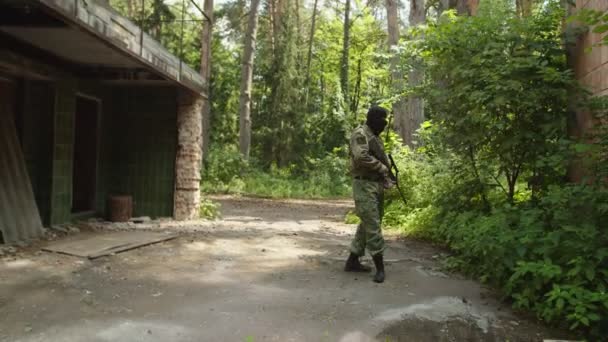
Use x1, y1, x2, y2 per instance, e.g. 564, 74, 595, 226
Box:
0, 196, 570, 342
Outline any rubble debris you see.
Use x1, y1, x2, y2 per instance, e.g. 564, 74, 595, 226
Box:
132, 217, 152, 224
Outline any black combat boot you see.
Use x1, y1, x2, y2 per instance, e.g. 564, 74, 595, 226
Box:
372, 254, 385, 283
344, 252, 372, 272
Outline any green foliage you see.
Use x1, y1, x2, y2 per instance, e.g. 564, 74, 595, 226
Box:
405, 1, 577, 203
202, 145, 249, 191
199, 198, 221, 219
568, 8, 608, 47
109, 0, 393, 171
344, 210, 361, 224
387, 153, 608, 338
435, 185, 608, 335
250, 3, 389, 168
386, 1, 608, 338
202, 145, 351, 199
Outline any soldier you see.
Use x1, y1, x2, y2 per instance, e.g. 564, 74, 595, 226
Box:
344, 105, 392, 283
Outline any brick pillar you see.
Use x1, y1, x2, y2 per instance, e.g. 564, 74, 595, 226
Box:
174, 91, 203, 220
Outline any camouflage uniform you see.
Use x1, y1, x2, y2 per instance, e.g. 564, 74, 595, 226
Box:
349, 124, 389, 257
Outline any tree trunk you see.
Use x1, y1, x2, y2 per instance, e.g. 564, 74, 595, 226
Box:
320, 60, 326, 110
274, 0, 285, 38
238, 0, 262, 159
440, 0, 478, 15
200, 0, 214, 160
295, 0, 301, 44
340, 0, 351, 117
351, 58, 362, 115
304, 0, 319, 108
268, 0, 276, 54
405, 0, 425, 148
516, 0, 532, 16
386, 0, 408, 143
126, 0, 134, 17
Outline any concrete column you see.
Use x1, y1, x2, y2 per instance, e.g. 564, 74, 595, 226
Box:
174, 91, 203, 220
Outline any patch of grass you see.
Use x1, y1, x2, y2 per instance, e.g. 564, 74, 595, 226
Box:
202, 146, 352, 199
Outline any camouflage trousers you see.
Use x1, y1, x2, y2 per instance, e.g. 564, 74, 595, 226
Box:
350, 178, 385, 257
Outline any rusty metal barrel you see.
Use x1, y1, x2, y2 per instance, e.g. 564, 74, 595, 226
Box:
106, 195, 133, 222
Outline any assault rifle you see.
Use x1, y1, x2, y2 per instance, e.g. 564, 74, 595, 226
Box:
385, 116, 408, 206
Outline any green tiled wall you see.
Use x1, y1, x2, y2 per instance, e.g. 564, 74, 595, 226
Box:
50, 80, 76, 225
21, 81, 55, 226
97, 86, 177, 218
21, 81, 177, 225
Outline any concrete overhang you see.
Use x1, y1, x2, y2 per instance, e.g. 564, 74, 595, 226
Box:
0, 0, 205, 96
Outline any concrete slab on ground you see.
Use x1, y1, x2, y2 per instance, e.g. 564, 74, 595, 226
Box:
42, 232, 177, 259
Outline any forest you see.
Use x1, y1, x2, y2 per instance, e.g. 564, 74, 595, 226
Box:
109, 0, 608, 338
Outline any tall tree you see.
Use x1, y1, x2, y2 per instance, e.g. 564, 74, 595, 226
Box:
268, 0, 277, 53
340, 0, 351, 116
403, 0, 425, 148
126, 0, 133, 17
270, 0, 286, 54
149, 0, 174, 40
267, 0, 300, 166
516, 0, 532, 16
304, 0, 320, 107
386, 0, 408, 143
200, 0, 214, 159
239, 0, 262, 159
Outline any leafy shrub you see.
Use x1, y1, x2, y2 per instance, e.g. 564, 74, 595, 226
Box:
202, 146, 351, 199
431, 185, 608, 335
344, 210, 361, 224
387, 145, 608, 337
384, 1, 608, 337
199, 198, 221, 219
202, 145, 249, 193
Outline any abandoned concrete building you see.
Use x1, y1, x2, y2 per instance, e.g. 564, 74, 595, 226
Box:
0, 0, 206, 244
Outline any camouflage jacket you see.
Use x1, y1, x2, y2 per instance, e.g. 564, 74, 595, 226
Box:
349, 124, 389, 181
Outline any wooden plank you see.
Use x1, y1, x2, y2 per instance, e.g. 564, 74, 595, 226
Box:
42, 231, 177, 259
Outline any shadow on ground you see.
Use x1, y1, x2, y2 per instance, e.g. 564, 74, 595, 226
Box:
0, 197, 576, 342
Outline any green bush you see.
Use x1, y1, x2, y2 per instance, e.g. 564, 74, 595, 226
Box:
386, 148, 608, 337
199, 198, 221, 219
202, 145, 249, 193
344, 210, 361, 224
202, 146, 351, 199
434, 185, 608, 335
384, 1, 608, 337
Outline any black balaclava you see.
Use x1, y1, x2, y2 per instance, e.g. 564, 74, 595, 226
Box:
365, 106, 389, 136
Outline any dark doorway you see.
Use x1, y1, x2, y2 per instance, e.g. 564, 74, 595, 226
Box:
72, 96, 99, 213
